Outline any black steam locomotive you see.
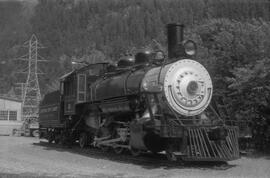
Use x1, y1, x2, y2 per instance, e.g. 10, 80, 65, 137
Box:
39, 24, 240, 162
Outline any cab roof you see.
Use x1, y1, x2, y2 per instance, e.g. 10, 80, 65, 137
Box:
59, 62, 109, 81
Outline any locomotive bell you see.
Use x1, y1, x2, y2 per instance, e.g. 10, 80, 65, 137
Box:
117, 55, 135, 68
135, 51, 151, 65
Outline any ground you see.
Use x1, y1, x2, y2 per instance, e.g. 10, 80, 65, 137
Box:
0, 136, 269, 178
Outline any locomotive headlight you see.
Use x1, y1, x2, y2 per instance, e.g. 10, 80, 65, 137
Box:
183, 40, 197, 56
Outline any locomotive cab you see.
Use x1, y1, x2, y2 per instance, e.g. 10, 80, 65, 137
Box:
60, 63, 109, 115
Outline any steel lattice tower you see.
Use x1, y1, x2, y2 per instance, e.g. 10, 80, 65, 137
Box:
17, 35, 46, 120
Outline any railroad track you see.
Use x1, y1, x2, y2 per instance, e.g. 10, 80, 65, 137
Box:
36, 141, 231, 170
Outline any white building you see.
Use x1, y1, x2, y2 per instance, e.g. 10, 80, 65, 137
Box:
0, 96, 23, 135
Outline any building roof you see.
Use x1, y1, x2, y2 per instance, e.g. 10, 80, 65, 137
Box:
0, 95, 22, 103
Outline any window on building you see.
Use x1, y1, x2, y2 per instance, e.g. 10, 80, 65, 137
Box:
9, 111, 17, 121
0, 111, 8, 120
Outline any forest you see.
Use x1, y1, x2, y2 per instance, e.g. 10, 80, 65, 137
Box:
0, 0, 270, 125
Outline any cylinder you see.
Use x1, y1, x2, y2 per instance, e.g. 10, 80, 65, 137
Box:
167, 23, 184, 59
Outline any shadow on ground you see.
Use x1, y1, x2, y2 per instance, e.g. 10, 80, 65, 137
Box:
241, 151, 270, 160
0, 172, 55, 178
0, 172, 125, 178
33, 141, 236, 171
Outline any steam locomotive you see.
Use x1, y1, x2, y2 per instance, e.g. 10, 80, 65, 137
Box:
39, 24, 240, 162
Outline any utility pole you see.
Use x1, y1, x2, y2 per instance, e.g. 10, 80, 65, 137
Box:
16, 34, 46, 121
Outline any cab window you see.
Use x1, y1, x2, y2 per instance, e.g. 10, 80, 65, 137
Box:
63, 76, 75, 96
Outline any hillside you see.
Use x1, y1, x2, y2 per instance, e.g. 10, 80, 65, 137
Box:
0, 0, 270, 122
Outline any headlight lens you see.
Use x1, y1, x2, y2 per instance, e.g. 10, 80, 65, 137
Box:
183, 40, 197, 56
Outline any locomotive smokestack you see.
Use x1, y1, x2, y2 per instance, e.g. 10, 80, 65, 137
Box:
167, 23, 184, 59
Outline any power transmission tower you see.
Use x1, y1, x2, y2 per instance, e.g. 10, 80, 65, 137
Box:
16, 34, 46, 121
